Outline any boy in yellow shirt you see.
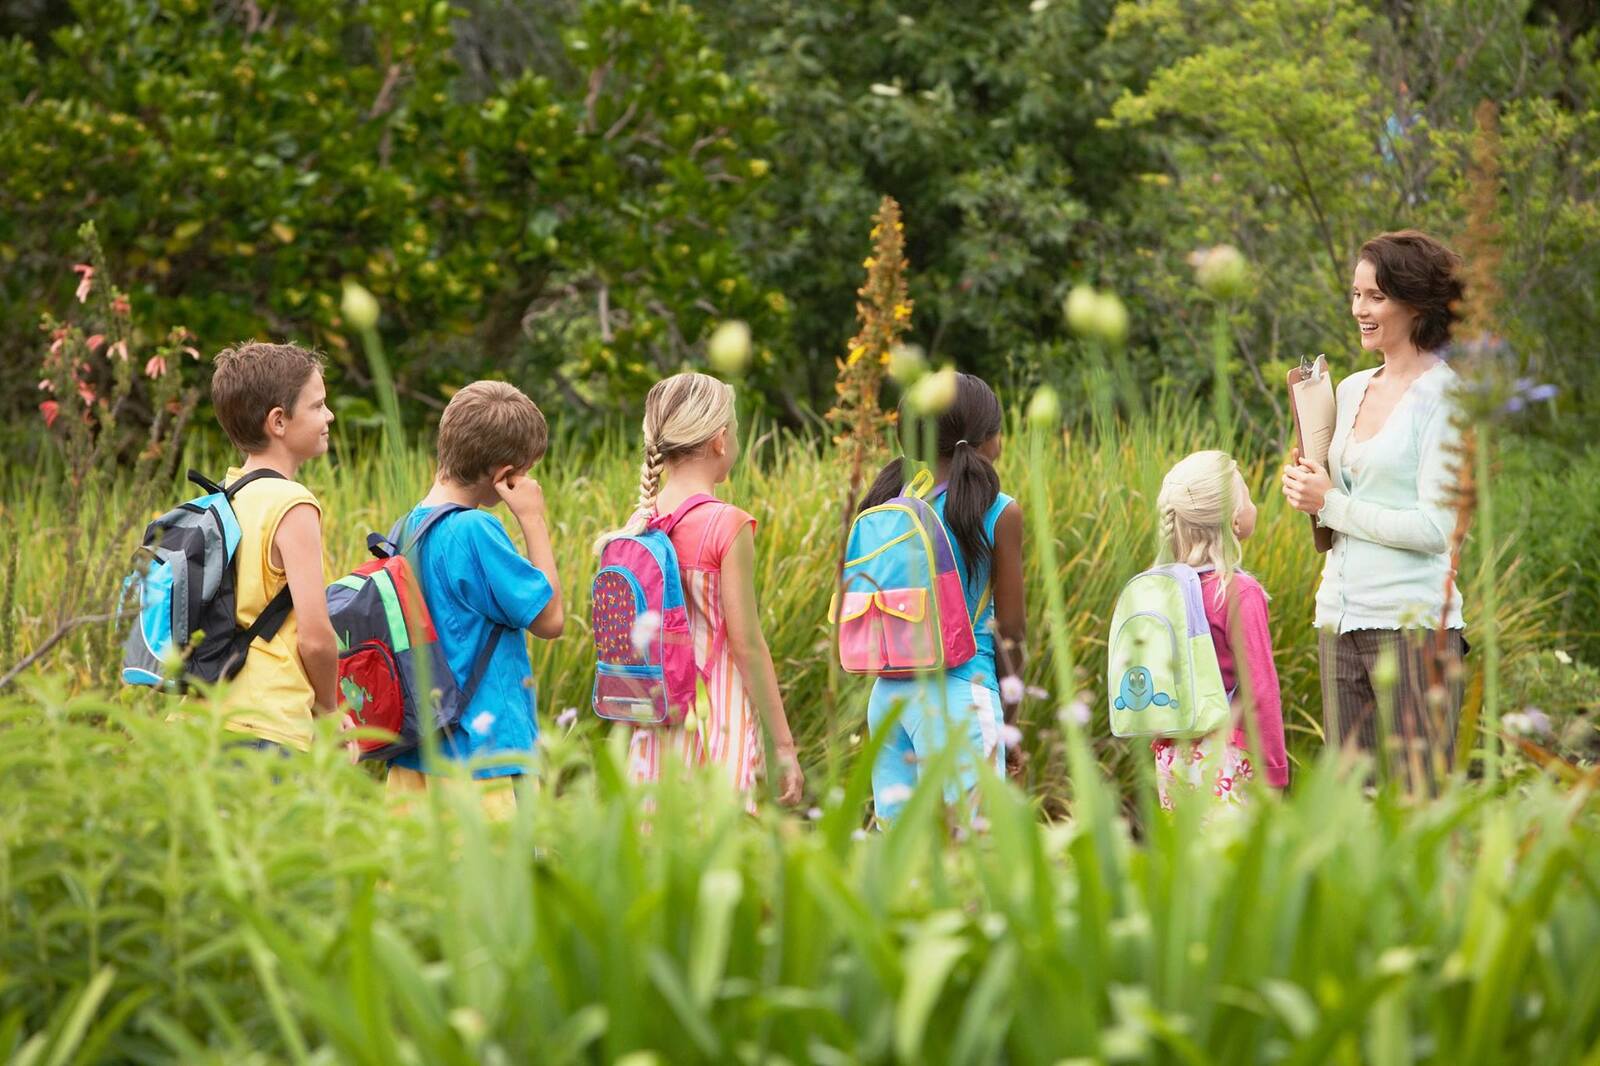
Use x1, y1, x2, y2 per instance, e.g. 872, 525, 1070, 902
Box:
208, 341, 339, 751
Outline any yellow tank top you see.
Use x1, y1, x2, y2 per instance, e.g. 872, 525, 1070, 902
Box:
218, 467, 322, 750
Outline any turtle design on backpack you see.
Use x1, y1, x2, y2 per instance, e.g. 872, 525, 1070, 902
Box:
1106, 563, 1230, 738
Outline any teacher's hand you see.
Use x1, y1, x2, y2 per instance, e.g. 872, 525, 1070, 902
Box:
1282, 454, 1332, 515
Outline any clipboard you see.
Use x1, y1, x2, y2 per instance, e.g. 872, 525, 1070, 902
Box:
1287, 354, 1335, 553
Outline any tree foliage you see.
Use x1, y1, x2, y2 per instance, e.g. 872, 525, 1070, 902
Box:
0, 0, 777, 434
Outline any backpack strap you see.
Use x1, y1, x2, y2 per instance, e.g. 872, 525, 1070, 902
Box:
457, 625, 510, 710
649, 493, 721, 535
904, 469, 936, 499
211, 467, 294, 679
222, 584, 295, 680
217, 467, 288, 499
383, 503, 514, 709
380, 503, 472, 557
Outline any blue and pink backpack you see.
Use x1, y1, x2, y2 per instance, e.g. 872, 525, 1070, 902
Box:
590, 495, 723, 726
326, 506, 508, 761
832, 470, 979, 677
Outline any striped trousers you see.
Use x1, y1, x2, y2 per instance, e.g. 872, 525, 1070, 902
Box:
1318, 628, 1468, 794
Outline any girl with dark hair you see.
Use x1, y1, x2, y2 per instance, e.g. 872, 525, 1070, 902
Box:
857, 372, 1027, 821
1282, 229, 1469, 791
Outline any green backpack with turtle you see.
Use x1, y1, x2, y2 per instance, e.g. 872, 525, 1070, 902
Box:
1106, 563, 1231, 738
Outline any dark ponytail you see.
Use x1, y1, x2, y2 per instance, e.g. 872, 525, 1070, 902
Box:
857, 372, 1004, 586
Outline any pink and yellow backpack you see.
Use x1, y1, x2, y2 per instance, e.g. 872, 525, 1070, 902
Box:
832, 471, 978, 677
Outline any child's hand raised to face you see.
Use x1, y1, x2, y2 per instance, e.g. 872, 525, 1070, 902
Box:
492, 467, 546, 522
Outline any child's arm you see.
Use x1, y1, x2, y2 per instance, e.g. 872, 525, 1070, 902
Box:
720, 526, 804, 806
1227, 581, 1289, 788
989, 502, 1027, 712
494, 469, 564, 639
274, 503, 339, 715
988, 502, 1028, 777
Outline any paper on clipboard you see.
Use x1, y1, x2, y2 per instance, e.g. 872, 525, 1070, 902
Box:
1287, 354, 1335, 553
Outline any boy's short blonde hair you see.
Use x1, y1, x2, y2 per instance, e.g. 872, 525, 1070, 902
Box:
436, 381, 548, 484
211, 341, 326, 452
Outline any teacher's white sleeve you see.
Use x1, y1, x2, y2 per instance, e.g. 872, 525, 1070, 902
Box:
1316, 399, 1459, 555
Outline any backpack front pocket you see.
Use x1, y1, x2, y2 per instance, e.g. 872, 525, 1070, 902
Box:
593, 661, 669, 725
339, 641, 407, 752
1108, 611, 1188, 737
836, 588, 938, 674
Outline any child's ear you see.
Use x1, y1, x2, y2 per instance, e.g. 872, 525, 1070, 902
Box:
264, 406, 288, 440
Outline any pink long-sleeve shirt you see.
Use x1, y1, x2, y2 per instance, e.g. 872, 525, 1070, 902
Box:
1200, 570, 1289, 788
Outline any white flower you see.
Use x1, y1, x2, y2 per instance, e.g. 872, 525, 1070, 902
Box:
556, 707, 578, 730
806, 807, 823, 821
340, 281, 379, 331
971, 815, 990, 833
879, 783, 913, 806
905, 365, 958, 415
630, 610, 662, 657
1029, 0, 1050, 10
1000, 723, 1024, 749
1026, 685, 1050, 701
1554, 649, 1573, 665
1506, 707, 1552, 738
1026, 386, 1061, 429
707, 320, 752, 375
851, 828, 868, 841
999, 675, 1025, 705
869, 83, 902, 97
471, 711, 496, 736
1191, 244, 1250, 300
1059, 700, 1092, 727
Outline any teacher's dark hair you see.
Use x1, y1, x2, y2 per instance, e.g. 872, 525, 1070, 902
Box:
1358, 230, 1466, 352
859, 372, 1004, 587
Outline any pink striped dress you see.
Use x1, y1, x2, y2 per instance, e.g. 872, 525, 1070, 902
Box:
628, 500, 763, 794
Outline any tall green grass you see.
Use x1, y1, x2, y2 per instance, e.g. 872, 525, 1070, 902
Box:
0, 406, 1560, 805
2, 682, 1597, 1062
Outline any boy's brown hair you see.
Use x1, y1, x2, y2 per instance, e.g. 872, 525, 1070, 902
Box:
436, 380, 549, 484
211, 341, 327, 452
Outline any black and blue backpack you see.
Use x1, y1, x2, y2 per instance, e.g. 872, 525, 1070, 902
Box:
120, 469, 295, 691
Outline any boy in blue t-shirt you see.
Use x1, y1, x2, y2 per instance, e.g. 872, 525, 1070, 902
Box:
386, 381, 565, 815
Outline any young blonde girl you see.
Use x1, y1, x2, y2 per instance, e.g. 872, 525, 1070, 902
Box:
1151, 451, 1289, 808
596, 373, 804, 806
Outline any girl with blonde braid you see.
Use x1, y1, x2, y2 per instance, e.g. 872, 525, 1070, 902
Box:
1150, 451, 1289, 808
595, 373, 805, 806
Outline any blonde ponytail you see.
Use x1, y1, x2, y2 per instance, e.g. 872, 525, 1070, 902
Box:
1155, 450, 1244, 605
595, 372, 736, 553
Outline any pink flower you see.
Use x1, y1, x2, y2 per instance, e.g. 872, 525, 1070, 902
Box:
111, 295, 130, 317
77, 380, 97, 405
39, 400, 60, 427
73, 264, 94, 303
143, 355, 168, 379
181, 345, 200, 359
48, 327, 68, 354
109, 339, 129, 361
85, 333, 105, 353
38, 378, 53, 391
999, 675, 1025, 705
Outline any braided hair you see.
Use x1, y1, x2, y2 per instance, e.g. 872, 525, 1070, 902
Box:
595, 373, 736, 553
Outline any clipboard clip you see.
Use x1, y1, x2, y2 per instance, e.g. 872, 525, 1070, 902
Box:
1297, 352, 1326, 383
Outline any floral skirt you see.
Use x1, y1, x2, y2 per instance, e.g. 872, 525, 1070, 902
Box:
1151, 734, 1254, 811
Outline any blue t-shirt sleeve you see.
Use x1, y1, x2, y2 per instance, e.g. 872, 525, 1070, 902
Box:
440, 511, 554, 629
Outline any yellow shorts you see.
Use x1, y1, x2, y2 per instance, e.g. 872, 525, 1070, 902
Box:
385, 765, 519, 821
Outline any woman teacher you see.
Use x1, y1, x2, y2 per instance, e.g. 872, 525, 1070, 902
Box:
1283, 230, 1468, 789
